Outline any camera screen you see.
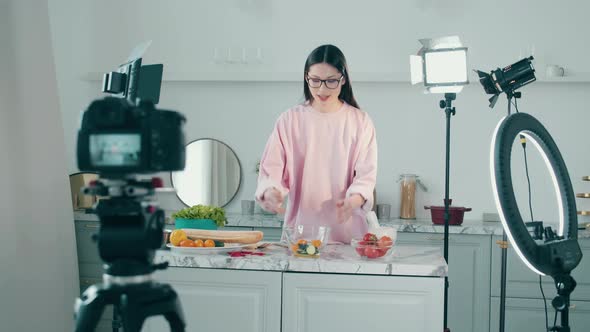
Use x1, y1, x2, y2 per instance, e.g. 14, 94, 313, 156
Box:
89, 133, 141, 167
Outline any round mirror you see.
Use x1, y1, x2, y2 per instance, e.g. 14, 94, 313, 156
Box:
171, 139, 242, 207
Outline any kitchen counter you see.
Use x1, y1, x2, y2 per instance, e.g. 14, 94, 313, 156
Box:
147, 243, 446, 332
155, 243, 447, 277
74, 211, 589, 332
147, 244, 447, 331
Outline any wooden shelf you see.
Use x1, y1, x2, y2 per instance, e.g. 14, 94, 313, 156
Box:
583, 176, 590, 181
577, 193, 590, 198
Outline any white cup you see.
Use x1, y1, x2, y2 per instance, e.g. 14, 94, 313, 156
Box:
546, 65, 565, 77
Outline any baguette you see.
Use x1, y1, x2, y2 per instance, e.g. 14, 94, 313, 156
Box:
182, 229, 264, 244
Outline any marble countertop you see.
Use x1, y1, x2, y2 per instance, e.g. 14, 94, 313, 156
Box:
225, 213, 510, 234
227, 215, 590, 238
217, 214, 590, 238
155, 244, 448, 277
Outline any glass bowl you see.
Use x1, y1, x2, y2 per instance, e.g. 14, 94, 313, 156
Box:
283, 225, 330, 258
351, 228, 396, 259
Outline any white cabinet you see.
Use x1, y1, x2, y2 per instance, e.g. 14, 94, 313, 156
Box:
396, 232, 492, 332
490, 297, 590, 331
489, 237, 590, 331
282, 272, 443, 332
491, 236, 590, 301
145, 268, 282, 332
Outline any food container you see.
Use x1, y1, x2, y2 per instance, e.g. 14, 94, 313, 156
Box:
283, 225, 330, 258
424, 199, 471, 225
351, 229, 396, 260
398, 174, 428, 219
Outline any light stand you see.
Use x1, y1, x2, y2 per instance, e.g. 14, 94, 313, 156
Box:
438, 92, 456, 332
498, 90, 520, 332
490, 110, 583, 332
410, 36, 468, 332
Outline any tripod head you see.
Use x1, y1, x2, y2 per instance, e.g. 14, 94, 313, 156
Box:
83, 177, 170, 277
439, 93, 456, 116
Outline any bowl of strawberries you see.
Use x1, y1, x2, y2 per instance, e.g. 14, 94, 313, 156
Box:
351, 227, 396, 259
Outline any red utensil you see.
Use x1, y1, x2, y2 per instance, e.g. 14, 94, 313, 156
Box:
424, 199, 472, 225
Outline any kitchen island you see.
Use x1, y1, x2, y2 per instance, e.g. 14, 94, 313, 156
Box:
142, 244, 447, 332
74, 212, 590, 331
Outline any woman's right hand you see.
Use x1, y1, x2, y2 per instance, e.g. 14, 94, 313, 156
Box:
260, 188, 285, 214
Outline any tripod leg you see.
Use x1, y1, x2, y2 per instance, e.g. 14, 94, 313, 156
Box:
112, 305, 122, 332
119, 284, 186, 332
162, 294, 186, 332
119, 306, 185, 332
75, 285, 109, 332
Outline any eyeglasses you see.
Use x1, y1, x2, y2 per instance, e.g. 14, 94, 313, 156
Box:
306, 75, 344, 89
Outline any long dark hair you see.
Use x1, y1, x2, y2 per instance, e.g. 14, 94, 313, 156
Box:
303, 44, 360, 109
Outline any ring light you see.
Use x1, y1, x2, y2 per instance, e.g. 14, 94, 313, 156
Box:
490, 112, 582, 277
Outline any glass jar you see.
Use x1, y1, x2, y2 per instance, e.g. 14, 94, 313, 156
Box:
398, 174, 427, 219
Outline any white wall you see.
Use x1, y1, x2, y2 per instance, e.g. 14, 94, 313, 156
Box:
0, 0, 78, 330
48, 0, 590, 226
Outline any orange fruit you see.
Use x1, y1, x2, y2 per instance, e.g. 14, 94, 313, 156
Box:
170, 230, 187, 246
297, 239, 307, 245
311, 239, 322, 248
179, 239, 196, 247
204, 239, 215, 247
194, 239, 204, 247
291, 244, 299, 252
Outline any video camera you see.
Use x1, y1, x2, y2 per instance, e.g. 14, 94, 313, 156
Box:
77, 96, 185, 176
74, 44, 187, 332
77, 49, 185, 176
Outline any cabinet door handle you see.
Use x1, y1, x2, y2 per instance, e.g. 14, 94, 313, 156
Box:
84, 224, 99, 229
426, 235, 456, 243
570, 304, 576, 310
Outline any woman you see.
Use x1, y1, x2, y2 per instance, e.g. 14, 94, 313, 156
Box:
255, 44, 377, 244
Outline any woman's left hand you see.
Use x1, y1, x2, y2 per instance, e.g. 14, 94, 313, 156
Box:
335, 194, 365, 223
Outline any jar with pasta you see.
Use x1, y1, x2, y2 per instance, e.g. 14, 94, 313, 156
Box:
398, 174, 427, 219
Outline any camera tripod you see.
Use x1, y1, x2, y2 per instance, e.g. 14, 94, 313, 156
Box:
75, 270, 185, 331
74, 178, 186, 331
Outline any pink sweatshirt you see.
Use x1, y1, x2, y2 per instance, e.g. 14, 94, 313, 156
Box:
255, 102, 377, 244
